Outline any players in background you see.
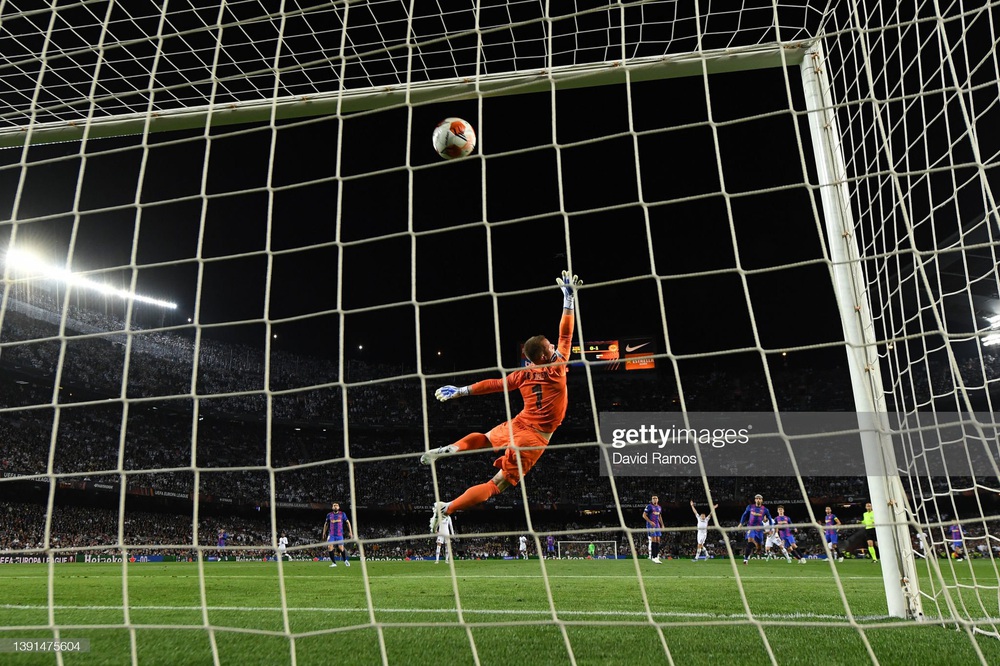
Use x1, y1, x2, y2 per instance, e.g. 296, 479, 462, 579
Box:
587, 542, 596, 559
690, 500, 717, 561
546, 535, 556, 559
914, 531, 927, 558
278, 532, 290, 561
763, 518, 788, 561
323, 502, 353, 568
216, 528, 227, 560
738, 494, 772, 565
823, 506, 844, 562
519, 535, 529, 560
643, 495, 664, 564
950, 524, 964, 561
774, 506, 805, 563
422, 271, 582, 532
435, 512, 454, 564
862, 502, 879, 563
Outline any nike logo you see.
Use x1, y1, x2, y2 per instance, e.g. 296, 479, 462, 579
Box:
625, 342, 651, 352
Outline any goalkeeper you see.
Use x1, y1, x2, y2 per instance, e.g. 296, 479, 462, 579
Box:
422, 270, 581, 532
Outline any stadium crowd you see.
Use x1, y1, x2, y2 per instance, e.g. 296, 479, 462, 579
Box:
2, 291, 997, 561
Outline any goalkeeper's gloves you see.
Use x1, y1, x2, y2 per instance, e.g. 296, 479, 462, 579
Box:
557, 270, 582, 310
435, 385, 470, 402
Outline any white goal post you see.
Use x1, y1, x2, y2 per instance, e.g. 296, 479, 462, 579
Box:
3, 1, 1000, 663
800, 42, 922, 621
557, 541, 618, 559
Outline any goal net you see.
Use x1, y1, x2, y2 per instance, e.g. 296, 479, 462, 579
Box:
557, 541, 617, 560
1, 0, 999, 664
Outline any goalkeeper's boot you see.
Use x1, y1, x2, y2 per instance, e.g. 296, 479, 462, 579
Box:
429, 501, 449, 532
420, 445, 458, 466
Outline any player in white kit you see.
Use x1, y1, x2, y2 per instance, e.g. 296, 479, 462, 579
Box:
690, 500, 718, 561
435, 513, 454, 563
764, 519, 791, 562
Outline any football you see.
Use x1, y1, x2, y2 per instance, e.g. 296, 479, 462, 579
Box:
432, 117, 477, 159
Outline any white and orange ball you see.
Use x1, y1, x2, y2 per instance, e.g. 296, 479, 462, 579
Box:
432, 117, 477, 160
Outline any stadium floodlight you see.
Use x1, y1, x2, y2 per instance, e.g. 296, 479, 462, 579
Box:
982, 333, 1000, 347
4, 248, 177, 310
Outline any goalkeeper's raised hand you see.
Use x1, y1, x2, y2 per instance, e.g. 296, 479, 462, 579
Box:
557, 270, 582, 310
435, 385, 470, 402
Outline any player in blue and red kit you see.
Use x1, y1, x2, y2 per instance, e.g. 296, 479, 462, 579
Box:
213, 528, 228, 561
774, 506, 804, 562
642, 495, 664, 564
823, 506, 843, 562
738, 494, 772, 564
546, 535, 556, 559
323, 502, 353, 568
950, 524, 964, 561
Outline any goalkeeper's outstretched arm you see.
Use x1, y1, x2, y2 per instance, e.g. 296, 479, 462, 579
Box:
433, 270, 582, 402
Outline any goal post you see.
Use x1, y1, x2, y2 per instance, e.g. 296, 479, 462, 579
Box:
557, 541, 618, 559
800, 42, 923, 620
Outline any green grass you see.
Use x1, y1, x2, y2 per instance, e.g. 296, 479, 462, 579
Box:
1, 558, 999, 665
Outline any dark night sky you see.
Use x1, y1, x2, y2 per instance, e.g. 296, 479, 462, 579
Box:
0, 63, 846, 378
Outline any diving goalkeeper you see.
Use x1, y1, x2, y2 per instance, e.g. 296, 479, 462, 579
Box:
422, 270, 581, 532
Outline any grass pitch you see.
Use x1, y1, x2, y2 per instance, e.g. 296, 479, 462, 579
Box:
1, 557, 998, 665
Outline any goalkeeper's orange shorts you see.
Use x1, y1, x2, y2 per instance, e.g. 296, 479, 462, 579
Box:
488, 420, 550, 486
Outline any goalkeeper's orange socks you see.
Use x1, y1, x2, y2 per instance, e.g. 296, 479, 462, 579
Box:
447, 480, 500, 514
454, 433, 491, 451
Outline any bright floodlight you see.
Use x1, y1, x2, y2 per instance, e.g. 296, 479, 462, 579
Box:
983, 334, 1000, 347
5, 248, 177, 310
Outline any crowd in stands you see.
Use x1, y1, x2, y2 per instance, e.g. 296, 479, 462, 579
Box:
0, 499, 313, 559
2, 290, 999, 560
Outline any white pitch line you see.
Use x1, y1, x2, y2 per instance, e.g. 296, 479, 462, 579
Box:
0, 603, 895, 622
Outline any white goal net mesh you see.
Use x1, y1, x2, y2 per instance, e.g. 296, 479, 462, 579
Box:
818, 0, 1000, 641
1, 1, 998, 664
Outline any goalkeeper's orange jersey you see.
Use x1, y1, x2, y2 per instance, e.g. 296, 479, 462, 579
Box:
469, 313, 574, 434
